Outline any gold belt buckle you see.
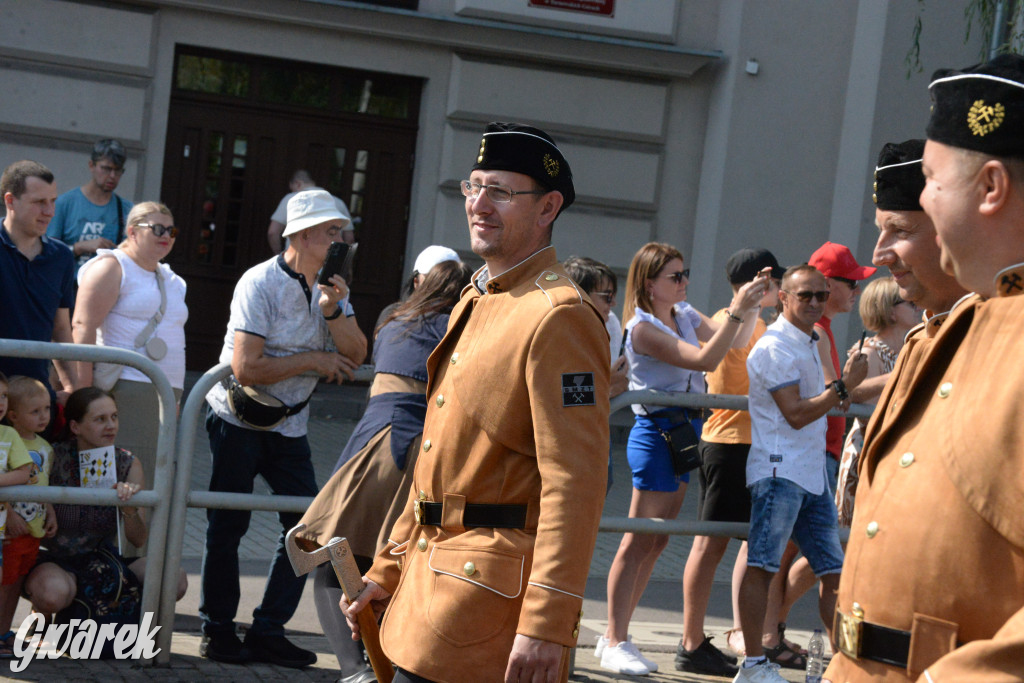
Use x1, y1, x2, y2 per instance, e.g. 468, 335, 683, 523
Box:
836, 610, 863, 660
414, 499, 424, 525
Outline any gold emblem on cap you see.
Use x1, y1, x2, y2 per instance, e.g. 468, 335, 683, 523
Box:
478, 137, 486, 163
967, 100, 1005, 137
543, 153, 559, 177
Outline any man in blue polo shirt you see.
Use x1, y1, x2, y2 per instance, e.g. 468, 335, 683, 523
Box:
0, 160, 78, 405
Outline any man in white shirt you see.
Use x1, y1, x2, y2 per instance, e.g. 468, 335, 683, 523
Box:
733, 265, 866, 683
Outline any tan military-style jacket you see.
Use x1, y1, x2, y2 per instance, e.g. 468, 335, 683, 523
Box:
365, 247, 610, 683
827, 267, 1024, 682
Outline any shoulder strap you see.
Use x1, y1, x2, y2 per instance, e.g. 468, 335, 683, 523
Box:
114, 196, 124, 243
133, 269, 166, 348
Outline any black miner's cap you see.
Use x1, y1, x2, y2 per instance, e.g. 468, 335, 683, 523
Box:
927, 53, 1024, 159
472, 122, 575, 214
873, 139, 925, 211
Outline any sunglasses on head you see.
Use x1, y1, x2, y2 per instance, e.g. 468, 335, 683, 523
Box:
831, 276, 860, 290
785, 289, 830, 303
663, 269, 690, 284
135, 222, 178, 239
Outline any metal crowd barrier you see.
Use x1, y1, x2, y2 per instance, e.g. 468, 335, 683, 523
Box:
0, 339, 177, 665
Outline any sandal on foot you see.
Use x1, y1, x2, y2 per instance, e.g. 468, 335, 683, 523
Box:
723, 628, 746, 657
778, 622, 807, 655
764, 639, 807, 670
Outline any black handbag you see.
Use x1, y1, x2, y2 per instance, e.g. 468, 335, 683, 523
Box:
655, 417, 702, 476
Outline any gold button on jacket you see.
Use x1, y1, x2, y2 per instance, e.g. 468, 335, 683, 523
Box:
364, 248, 610, 683
827, 293, 1024, 683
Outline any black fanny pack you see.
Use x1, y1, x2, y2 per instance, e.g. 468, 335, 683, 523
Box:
226, 379, 311, 430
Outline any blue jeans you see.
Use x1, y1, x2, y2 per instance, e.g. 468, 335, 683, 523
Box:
746, 476, 844, 575
200, 408, 318, 637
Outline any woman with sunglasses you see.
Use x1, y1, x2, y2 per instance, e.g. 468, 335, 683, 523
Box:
834, 277, 918, 526
598, 242, 767, 676
71, 202, 188, 516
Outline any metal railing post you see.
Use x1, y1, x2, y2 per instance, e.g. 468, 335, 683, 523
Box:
156, 362, 231, 664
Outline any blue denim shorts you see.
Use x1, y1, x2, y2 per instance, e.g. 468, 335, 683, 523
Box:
627, 412, 701, 491
747, 476, 844, 575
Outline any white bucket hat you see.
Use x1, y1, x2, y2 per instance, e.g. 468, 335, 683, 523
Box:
283, 190, 351, 237
413, 245, 460, 275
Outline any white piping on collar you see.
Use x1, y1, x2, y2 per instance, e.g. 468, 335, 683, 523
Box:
475, 245, 556, 294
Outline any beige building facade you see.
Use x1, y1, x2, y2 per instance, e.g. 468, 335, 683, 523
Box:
0, 0, 983, 365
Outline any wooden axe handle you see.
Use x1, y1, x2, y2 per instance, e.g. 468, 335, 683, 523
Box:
328, 539, 393, 683
356, 607, 393, 683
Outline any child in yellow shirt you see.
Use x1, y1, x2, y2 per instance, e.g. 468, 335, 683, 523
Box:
0, 376, 55, 657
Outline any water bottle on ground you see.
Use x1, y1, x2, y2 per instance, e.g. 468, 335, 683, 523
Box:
805, 628, 824, 683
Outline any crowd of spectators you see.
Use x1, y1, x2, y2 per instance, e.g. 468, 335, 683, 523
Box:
2, 49, 1021, 682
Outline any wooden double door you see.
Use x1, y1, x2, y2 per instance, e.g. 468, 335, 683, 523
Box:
161, 97, 418, 370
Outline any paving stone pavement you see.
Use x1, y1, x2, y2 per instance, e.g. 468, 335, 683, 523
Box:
0, 380, 822, 681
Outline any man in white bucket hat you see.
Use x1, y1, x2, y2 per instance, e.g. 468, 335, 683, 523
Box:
200, 189, 367, 668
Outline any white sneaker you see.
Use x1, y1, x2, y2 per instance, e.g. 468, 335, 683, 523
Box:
595, 635, 658, 672
628, 639, 659, 673
600, 641, 650, 676
733, 659, 787, 683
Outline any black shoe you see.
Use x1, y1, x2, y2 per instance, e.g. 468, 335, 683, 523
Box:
200, 631, 251, 664
244, 632, 317, 669
675, 636, 739, 677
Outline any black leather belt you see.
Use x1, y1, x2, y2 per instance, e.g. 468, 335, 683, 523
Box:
414, 501, 527, 529
835, 609, 959, 669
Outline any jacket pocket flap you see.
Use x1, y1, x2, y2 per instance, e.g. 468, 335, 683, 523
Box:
427, 545, 523, 599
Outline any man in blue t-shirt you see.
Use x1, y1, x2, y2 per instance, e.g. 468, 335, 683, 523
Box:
0, 160, 78, 404
47, 138, 133, 271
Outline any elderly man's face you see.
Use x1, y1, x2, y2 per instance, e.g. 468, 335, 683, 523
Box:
465, 169, 556, 274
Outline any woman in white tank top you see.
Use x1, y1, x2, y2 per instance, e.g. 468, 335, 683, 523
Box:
72, 201, 188, 505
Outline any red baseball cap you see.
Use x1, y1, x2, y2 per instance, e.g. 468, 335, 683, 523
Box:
808, 241, 876, 280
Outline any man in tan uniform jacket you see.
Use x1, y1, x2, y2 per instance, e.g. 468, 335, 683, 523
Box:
345, 122, 610, 683
825, 57, 1024, 683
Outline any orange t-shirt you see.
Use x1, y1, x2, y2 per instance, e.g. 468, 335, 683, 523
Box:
701, 310, 767, 444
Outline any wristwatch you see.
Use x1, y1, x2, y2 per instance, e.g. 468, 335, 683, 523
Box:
830, 379, 849, 402
323, 306, 343, 321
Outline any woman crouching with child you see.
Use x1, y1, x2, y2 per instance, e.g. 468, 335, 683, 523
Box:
22, 388, 186, 629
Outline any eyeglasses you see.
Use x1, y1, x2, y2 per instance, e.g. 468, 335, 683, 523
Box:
460, 180, 548, 203
784, 290, 830, 303
662, 269, 690, 284
96, 164, 125, 177
135, 222, 178, 239
591, 290, 616, 302
831, 276, 860, 290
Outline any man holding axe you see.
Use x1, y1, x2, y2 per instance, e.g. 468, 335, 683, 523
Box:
342, 122, 610, 683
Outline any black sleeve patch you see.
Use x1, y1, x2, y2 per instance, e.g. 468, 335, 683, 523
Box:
562, 372, 596, 407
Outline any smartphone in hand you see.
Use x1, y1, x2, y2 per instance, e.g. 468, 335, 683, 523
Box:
317, 242, 357, 286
